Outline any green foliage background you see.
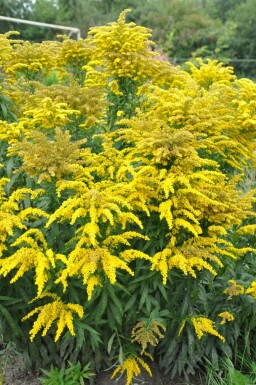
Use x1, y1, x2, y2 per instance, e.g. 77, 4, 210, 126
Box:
1, 0, 256, 78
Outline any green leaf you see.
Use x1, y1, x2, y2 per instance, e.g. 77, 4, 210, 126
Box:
158, 283, 168, 301
0, 304, 20, 337
107, 284, 123, 315
108, 301, 122, 326
107, 332, 116, 355
5, 157, 14, 177
0, 102, 8, 119
95, 291, 108, 323
124, 293, 138, 313
229, 369, 247, 385
118, 345, 124, 365
139, 284, 149, 309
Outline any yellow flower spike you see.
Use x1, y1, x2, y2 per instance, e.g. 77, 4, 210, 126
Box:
55, 246, 134, 291
56, 35, 92, 69
111, 355, 152, 385
224, 280, 245, 299
103, 232, 149, 248
108, 80, 123, 96
0, 230, 56, 296
20, 97, 80, 130
86, 276, 102, 300
0, 31, 21, 66
85, 9, 156, 84
186, 58, 236, 89
218, 311, 235, 325
136, 357, 152, 377
191, 316, 225, 342
10, 128, 89, 182
159, 200, 173, 229
18, 207, 50, 221
22, 294, 84, 342
117, 9, 132, 24
3, 40, 58, 80
131, 320, 166, 353
245, 281, 256, 298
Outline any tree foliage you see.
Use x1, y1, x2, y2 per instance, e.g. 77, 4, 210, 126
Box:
1, 0, 256, 77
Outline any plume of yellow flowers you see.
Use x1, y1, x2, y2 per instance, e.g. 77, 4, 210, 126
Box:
0, 31, 21, 67
3, 40, 59, 80
224, 280, 245, 299
131, 320, 166, 353
9, 128, 89, 182
0, 229, 55, 296
178, 316, 225, 341
246, 281, 256, 298
0, 185, 44, 246
85, 9, 156, 82
186, 58, 236, 89
218, 311, 235, 324
111, 355, 152, 385
22, 293, 84, 342
20, 97, 80, 131
191, 316, 225, 342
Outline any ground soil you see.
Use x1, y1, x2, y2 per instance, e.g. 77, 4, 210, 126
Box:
1, 352, 202, 385
3, 363, 201, 385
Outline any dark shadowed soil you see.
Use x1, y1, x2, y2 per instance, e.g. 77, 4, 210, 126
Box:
0, 352, 204, 385
3, 366, 202, 385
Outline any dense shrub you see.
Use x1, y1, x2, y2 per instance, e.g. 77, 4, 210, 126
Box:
0, 10, 256, 384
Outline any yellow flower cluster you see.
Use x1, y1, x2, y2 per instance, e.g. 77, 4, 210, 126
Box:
111, 355, 152, 385
224, 280, 256, 300
246, 281, 256, 298
191, 316, 225, 341
0, 32, 21, 66
54, 246, 134, 294
9, 128, 89, 182
224, 280, 245, 299
187, 58, 236, 89
0, 229, 53, 296
19, 82, 107, 128
57, 35, 92, 68
20, 97, 80, 131
86, 9, 156, 82
22, 293, 84, 341
218, 311, 235, 324
0, 185, 44, 247
3, 40, 59, 80
131, 320, 166, 353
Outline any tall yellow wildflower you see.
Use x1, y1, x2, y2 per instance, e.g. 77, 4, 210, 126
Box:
22, 293, 84, 342
111, 355, 152, 385
191, 316, 225, 341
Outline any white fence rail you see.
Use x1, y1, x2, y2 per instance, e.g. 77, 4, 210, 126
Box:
0, 16, 81, 39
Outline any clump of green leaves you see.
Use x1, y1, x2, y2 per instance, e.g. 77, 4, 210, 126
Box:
39, 361, 94, 385
205, 355, 256, 385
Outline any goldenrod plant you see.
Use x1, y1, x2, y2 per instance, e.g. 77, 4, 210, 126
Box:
0, 9, 256, 384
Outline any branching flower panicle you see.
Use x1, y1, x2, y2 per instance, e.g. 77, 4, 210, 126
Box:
218, 311, 235, 324
9, 128, 89, 182
191, 316, 225, 342
131, 320, 166, 353
22, 293, 84, 341
224, 280, 245, 299
111, 355, 152, 385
